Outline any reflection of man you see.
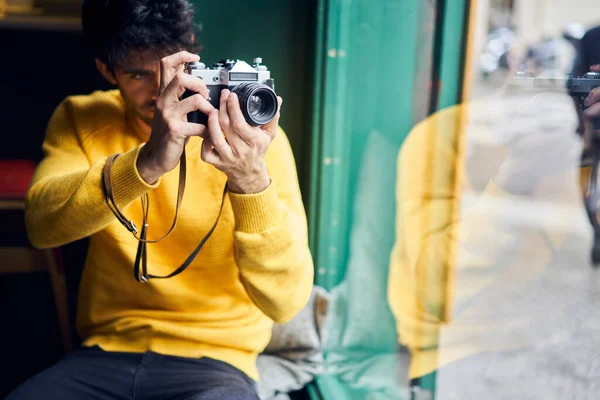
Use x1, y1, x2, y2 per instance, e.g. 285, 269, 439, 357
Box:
572, 26, 600, 77
8, 0, 313, 398
389, 76, 600, 397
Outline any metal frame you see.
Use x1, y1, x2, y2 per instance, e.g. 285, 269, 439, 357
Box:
410, 0, 474, 398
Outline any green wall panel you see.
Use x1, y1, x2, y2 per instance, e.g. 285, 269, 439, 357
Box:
311, 0, 422, 289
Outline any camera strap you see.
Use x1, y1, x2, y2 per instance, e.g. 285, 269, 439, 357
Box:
102, 148, 227, 283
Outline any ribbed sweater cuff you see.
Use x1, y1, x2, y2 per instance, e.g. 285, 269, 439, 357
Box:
228, 182, 282, 233
111, 144, 161, 208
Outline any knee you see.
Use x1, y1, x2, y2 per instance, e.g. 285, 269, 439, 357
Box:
5, 365, 73, 400
6, 378, 50, 400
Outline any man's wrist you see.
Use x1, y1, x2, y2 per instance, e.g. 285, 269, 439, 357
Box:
136, 144, 164, 185
228, 179, 282, 233
227, 169, 271, 194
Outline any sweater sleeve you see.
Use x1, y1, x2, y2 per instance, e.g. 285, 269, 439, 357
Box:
228, 127, 314, 324
25, 99, 160, 249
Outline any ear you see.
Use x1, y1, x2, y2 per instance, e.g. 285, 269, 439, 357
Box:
95, 58, 117, 85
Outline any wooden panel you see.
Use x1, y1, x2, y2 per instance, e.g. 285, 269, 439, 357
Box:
0, 200, 25, 210
0, 247, 47, 274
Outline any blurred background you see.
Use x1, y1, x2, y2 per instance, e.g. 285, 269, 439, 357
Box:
2, 0, 600, 399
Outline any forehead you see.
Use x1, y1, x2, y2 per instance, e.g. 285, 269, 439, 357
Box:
118, 50, 162, 72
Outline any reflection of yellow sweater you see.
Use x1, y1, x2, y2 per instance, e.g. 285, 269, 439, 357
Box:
389, 102, 589, 379
388, 105, 466, 379
25, 90, 314, 380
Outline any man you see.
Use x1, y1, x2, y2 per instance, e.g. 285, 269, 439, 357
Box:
8, 0, 313, 399
571, 26, 600, 161
389, 66, 600, 397
572, 25, 600, 77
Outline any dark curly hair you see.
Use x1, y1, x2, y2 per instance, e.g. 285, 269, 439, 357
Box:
82, 0, 201, 71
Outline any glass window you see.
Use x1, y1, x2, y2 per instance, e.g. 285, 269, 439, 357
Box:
316, 1, 600, 399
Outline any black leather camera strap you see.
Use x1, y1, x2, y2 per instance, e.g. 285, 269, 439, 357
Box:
102, 148, 227, 283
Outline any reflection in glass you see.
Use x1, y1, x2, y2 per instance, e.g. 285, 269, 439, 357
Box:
388, 3, 600, 399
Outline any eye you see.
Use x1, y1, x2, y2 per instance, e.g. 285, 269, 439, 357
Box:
130, 72, 149, 80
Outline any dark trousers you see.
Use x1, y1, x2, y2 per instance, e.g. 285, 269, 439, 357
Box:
7, 346, 260, 400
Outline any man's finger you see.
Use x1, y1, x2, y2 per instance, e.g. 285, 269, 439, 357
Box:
219, 90, 245, 153
227, 93, 249, 131
584, 102, 600, 119
200, 137, 221, 165
584, 86, 600, 107
227, 92, 264, 145
219, 89, 231, 131
160, 73, 210, 106
207, 109, 234, 160
174, 94, 214, 119
261, 96, 283, 138
174, 120, 208, 138
160, 51, 199, 93
161, 51, 199, 68
176, 76, 209, 100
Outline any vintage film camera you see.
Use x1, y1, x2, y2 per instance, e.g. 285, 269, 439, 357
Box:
507, 71, 600, 265
506, 70, 600, 128
182, 57, 278, 126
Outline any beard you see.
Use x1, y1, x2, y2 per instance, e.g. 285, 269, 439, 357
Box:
126, 99, 155, 127
117, 86, 156, 127
136, 104, 155, 126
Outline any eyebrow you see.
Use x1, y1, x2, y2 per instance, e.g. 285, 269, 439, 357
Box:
122, 69, 152, 75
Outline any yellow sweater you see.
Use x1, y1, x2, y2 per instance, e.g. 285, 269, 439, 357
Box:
25, 90, 314, 380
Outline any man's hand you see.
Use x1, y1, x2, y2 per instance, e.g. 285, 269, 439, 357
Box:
580, 72, 600, 166
136, 51, 214, 184
584, 75, 600, 120
201, 89, 283, 194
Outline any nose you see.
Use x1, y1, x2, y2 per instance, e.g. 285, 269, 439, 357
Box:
151, 71, 160, 99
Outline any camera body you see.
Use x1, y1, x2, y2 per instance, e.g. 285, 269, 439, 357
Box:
507, 70, 600, 92
183, 58, 277, 126
507, 71, 600, 126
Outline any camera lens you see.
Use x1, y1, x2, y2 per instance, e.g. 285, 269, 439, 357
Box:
232, 83, 278, 126
249, 95, 265, 115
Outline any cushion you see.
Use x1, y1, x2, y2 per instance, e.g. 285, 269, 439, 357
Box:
256, 286, 330, 400
0, 160, 37, 199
